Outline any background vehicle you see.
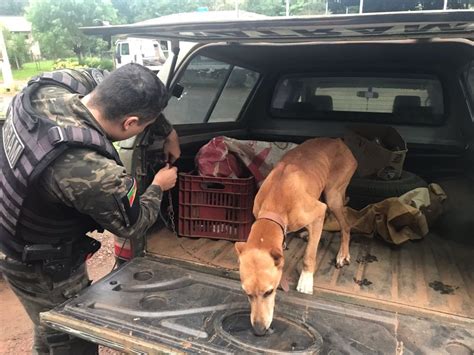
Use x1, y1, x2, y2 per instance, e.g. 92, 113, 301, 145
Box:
42, 11, 474, 354
114, 37, 168, 73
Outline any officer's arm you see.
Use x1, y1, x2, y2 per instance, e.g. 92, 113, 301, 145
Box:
41, 149, 162, 239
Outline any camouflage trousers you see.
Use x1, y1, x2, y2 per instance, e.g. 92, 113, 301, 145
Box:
0, 252, 98, 355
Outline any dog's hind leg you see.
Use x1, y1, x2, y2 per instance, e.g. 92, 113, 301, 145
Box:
296, 201, 326, 295
325, 187, 352, 268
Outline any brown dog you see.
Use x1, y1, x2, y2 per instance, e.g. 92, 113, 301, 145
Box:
234, 138, 357, 335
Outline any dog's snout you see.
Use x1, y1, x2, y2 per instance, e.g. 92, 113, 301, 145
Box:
252, 322, 268, 336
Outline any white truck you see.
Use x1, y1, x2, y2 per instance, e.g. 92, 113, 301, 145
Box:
114, 37, 168, 73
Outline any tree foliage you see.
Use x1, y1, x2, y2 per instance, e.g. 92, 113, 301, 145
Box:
26, 0, 118, 61
112, 0, 222, 23
0, 0, 29, 16
12, 0, 474, 65
1, 26, 29, 69
109, 0, 474, 21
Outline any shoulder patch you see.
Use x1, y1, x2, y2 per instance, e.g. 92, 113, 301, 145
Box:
126, 178, 137, 207
116, 177, 140, 227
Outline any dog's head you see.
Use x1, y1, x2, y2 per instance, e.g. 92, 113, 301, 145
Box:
235, 237, 284, 336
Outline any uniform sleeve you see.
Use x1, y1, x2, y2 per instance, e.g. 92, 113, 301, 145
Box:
40, 148, 163, 240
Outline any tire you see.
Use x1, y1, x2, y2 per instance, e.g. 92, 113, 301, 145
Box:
347, 171, 427, 209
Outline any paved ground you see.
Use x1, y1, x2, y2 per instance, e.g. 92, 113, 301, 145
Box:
0, 231, 124, 354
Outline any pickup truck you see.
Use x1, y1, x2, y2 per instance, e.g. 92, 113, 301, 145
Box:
41, 11, 474, 354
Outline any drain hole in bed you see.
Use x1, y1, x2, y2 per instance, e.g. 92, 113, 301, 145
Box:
140, 295, 167, 310
219, 311, 323, 353
134, 271, 153, 281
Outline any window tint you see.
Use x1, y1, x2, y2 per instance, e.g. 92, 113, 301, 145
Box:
120, 43, 130, 55
272, 75, 444, 124
164, 56, 259, 124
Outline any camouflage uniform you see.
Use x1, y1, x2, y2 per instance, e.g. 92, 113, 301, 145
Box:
0, 84, 172, 354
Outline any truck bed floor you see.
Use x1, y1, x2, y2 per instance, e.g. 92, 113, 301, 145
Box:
147, 229, 473, 324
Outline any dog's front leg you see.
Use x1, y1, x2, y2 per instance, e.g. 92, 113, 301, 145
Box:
297, 202, 327, 295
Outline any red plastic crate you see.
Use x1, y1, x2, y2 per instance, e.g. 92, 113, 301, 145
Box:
178, 173, 256, 241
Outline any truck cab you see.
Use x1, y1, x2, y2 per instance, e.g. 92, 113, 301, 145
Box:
114, 37, 168, 73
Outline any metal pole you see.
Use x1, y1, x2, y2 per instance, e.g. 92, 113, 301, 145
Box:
0, 30, 13, 89
360, 0, 364, 14
443, 0, 448, 10
286, 0, 290, 17
326, 1, 329, 15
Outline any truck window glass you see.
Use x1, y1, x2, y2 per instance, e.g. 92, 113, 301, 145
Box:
271, 75, 444, 124
164, 55, 231, 124
121, 43, 130, 55
160, 41, 169, 59
208, 67, 259, 123
462, 62, 474, 122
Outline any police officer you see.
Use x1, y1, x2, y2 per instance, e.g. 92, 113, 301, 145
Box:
0, 63, 179, 354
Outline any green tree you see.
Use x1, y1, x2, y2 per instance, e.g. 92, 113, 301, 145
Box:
240, 0, 285, 16
111, 0, 220, 23
240, 0, 325, 17
1, 26, 29, 69
129, 0, 217, 22
0, 0, 29, 16
26, 0, 118, 62
111, 0, 135, 23
7, 32, 29, 69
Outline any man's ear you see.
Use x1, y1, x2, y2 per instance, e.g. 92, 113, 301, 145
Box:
270, 248, 284, 269
234, 242, 246, 256
123, 116, 140, 131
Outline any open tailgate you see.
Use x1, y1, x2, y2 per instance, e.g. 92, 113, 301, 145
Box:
82, 10, 474, 42
41, 257, 473, 354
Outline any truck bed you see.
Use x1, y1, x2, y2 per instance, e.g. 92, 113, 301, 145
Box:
148, 229, 473, 324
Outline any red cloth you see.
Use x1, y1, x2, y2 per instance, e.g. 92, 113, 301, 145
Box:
196, 136, 297, 184
195, 136, 244, 178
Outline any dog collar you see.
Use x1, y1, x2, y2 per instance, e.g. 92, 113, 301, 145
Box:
257, 212, 288, 249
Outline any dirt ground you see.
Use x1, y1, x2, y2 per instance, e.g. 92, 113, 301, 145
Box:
0, 231, 124, 354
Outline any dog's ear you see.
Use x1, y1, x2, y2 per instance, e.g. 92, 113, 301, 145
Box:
270, 248, 284, 269
234, 242, 246, 256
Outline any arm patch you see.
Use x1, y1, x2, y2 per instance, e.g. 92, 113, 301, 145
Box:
119, 178, 140, 226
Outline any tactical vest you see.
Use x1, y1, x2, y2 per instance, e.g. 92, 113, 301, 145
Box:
0, 69, 122, 259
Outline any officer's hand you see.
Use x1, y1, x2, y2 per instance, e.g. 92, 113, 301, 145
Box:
163, 129, 181, 163
153, 164, 178, 191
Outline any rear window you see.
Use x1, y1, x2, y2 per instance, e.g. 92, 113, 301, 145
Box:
271, 75, 444, 124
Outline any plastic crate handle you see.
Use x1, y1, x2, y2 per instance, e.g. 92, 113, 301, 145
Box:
201, 182, 226, 190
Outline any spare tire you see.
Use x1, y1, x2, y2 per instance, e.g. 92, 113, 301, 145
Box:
347, 171, 427, 209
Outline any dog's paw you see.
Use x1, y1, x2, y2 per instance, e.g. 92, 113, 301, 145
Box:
336, 252, 351, 268
296, 271, 314, 294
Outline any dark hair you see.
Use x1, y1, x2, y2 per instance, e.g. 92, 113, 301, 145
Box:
89, 63, 168, 123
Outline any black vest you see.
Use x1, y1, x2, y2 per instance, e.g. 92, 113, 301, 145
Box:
0, 69, 122, 259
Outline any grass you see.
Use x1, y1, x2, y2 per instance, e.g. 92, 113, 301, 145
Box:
0, 60, 55, 82
1, 60, 55, 119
